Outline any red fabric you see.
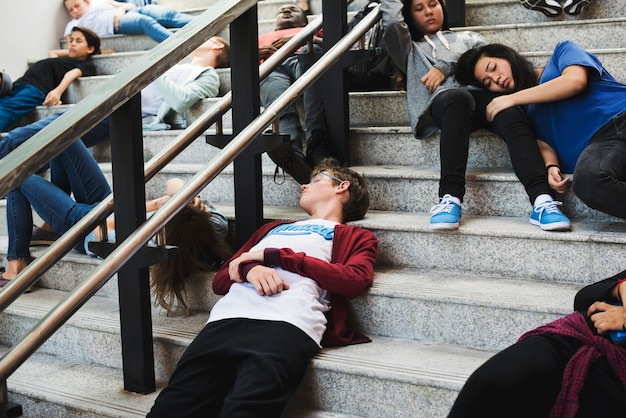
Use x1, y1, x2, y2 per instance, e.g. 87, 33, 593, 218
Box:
518, 312, 626, 418
212, 220, 378, 347
257, 27, 323, 64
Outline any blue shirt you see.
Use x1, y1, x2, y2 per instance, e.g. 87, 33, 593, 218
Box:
527, 41, 626, 172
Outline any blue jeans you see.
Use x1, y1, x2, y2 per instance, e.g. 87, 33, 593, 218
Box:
572, 110, 626, 219
117, 5, 194, 42
0, 112, 111, 192
0, 83, 45, 132
6, 140, 111, 260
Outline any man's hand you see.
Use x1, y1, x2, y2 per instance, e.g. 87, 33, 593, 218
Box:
271, 35, 294, 50
259, 45, 277, 61
228, 250, 265, 282
246, 265, 290, 296
588, 301, 626, 334
420, 67, 445, 93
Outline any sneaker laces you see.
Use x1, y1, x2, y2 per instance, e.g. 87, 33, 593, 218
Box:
534, 200, 564, 217
430, 197, 457, 215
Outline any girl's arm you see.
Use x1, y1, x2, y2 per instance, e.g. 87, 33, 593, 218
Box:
537, 139, 569, 193
381, 0, 413, 73
43, 68, 83, 106
49, 49, 70, 58
486, 64, 588, 121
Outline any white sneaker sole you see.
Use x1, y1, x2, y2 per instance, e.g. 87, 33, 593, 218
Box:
530, 219, 572, 231
430, 222, 460, 230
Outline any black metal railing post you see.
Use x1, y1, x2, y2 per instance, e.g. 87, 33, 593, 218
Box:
109, 95, 156, 394
321, 0, 350, 163
229, 5, 264, 246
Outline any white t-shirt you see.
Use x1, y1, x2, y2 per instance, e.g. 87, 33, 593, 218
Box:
64, 3, 117, 37
208, 219, 337, 346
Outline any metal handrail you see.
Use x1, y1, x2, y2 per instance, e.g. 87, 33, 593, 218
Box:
0, 2, 381, 382
0, 5, 325, 309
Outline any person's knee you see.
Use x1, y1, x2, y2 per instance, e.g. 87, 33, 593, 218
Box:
440, 89, 475, 111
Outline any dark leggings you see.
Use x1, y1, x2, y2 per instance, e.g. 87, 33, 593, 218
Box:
447, 334, 626, 418
430, 88, 551, 204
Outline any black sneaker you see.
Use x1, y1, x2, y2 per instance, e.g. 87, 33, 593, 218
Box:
305, 130, 335, 167
520, 0, 562, 16
31, 225, 61, 246
267, 143, 312, 185
563, 0, 591, 15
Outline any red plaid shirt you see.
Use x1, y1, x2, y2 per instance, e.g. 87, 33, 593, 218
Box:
518, 311, 626, 418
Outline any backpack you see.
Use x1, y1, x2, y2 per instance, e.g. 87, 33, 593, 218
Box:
346, 1, 397, 91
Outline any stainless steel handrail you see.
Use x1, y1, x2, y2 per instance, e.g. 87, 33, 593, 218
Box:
0, 3, 381, 381
0, 6, 325, 309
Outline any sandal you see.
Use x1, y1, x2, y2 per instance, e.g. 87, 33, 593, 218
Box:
563, 0, 591, 15
520, 0, 562, 17
0, 274, 11, 288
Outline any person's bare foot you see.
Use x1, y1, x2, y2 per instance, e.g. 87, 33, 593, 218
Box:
296, 1, 311, 15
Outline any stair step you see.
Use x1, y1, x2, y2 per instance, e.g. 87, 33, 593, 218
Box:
135, 162, 617, 221
466, 0, 626, 26
3, 334, 493, 417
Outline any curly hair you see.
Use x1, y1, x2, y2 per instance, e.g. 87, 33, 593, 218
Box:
150, 205, 232, 316
401, 0, 450, 41
455, 43, 537, 92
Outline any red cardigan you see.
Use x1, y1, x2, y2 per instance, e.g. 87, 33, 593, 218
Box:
212, 220, 379, 346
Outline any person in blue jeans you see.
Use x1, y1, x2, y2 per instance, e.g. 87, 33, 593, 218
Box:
0, 27, 100, 133
0, 139, 111, 287
0, 117, 231, 303
64, 0, 194, 43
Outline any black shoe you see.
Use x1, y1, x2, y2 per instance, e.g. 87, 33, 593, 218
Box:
305, 130, 335, 167
563, 0, 591, 15
520, 0, 562, 16
31, 225, 61, 246
267, 143, 312, 185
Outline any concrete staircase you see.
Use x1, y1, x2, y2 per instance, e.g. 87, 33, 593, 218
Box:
2, 0, 626, 416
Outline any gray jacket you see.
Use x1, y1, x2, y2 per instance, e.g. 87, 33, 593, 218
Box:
381, 0, 484, 138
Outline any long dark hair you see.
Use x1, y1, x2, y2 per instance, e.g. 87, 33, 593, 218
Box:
150, 205, 233, 316
455, 43, 537, 92
401, 0, 451, 41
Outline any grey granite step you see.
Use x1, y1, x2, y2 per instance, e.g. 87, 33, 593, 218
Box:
3, 204, 625, 287
3, 334, 494, 417
0, 239, 581, 351
4, 343, 366, 418
466, 0, 626, 26
136, 161, 620, 221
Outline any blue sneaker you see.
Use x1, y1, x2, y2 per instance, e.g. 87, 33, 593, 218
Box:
530, 200, 571, 231
430, 195, 462, 230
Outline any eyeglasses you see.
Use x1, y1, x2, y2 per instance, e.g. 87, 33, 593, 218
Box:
309, 171, 345, 185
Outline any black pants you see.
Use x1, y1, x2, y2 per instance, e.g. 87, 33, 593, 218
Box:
430, 88, 551, 204
147, 318, 319, 418
447, 334, 626, 418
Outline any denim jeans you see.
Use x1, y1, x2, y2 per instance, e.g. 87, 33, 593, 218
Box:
0, 83, 45, 132
6, 140, 111, 260
117, 5, 194, 42
0, 112, 111, 193
572, 110, 626, 219
430, 88, 551, 204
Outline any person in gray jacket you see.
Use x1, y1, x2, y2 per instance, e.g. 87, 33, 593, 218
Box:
141, 36, 230, 130
381, 0, 570, 231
